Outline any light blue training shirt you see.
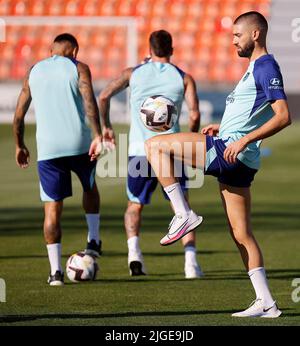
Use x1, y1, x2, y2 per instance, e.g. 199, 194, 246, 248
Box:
129, 61, 185, 156
219, 54, 287, 169
29, 55, 92, 161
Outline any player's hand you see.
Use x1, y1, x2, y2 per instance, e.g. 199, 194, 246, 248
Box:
201, 124, 220, 136
102, 126, 116, 151
89, 135, 103, 161
16, 146, 30, 168
223, 137, 248, 164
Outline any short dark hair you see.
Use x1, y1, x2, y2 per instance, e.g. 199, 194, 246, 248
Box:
149, 30, 173, 57
54, 33, 79, 48
234, 11, 268, 33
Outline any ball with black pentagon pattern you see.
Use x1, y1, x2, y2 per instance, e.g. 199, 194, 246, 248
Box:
140, 95, 178, 132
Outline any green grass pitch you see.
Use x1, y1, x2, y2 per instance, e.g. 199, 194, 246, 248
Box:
0, 123, 299, 326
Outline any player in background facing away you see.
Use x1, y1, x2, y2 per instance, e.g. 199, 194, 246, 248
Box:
99, 30, 204, 279
145, 12, 291, 317
13, 34, 103, 286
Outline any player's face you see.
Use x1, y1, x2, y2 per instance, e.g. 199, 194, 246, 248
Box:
232, 24, 255, 58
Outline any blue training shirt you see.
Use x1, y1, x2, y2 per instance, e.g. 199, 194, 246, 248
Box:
29, 55, 92, 161
129, 61, 185, 156
219, 54, 287, 169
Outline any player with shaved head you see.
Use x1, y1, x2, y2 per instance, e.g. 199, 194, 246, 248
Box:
145, 12, 291, 317
233, 11, 268, 58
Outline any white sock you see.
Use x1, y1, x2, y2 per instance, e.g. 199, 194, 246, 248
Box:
164, 182, 190, 215
86, 213, 100, 244
127, 236, 141, 254
47, 243, 62, 275
248, 267, 274, 307
185, 245, 198, 267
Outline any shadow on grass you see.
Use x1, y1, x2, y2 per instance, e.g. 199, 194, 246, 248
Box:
201, 268, 300, 281
0, 309, 246, 323
0, 308, 297, 324
1, 203, 300, 235
98, 267, 300, 282
62, 267, 298, 283
0, 249, 237, 260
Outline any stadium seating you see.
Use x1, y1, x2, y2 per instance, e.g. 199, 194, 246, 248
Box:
0, 0, 271, 82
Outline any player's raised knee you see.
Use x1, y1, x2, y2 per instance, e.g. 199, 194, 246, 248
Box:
145, 136, 171, 153
144, 137, 160, 157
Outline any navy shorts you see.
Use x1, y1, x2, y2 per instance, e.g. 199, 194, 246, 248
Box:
37, 153, 96, 202
205, 136, 257, 188
127, 156, 188, 205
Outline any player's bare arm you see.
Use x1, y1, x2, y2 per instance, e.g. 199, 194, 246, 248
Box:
184, 73, 200, 132
98, 67, 133, 144
13, 71, 32, 168
224, 99, 291, 163
77, 62, 102, 160
78, 62, 101, 138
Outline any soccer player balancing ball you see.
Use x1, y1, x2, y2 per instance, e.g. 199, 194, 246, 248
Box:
140, 95, 178, 132
66, 252, 99, 282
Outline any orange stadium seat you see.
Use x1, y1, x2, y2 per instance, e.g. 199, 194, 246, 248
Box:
135, 0, 152, 17
30, 0, 48, 15
12, 0, 30, 15
183, 17, 200, 34
0, 61, 11, 79
100, 0, 117, 16
0, 0, 12, 15
169, 1, 186, 18
186, 0, 203, 19
152, 0, 167, 17
219, 0, 238, 18
47, 0, 65, 16
64, 0, 81, 16
81, 0, 100, 16
117, 0, 137, 16
149, 16, 165, 32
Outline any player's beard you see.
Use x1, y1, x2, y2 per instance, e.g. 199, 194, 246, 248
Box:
236, 41, 255, 58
